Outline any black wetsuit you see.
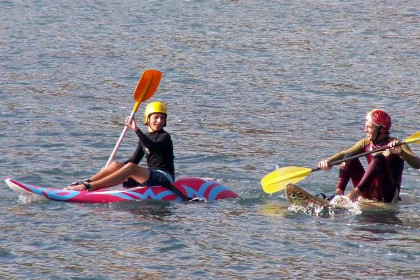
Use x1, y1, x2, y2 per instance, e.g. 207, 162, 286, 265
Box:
124, 128, 194, 200
125, 128, 175, 180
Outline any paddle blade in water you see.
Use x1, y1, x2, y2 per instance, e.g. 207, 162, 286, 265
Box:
261, 166, 312, 194
134, 69, 162, 104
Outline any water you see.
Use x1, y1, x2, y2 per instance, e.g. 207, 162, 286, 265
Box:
1, 0, 419, 279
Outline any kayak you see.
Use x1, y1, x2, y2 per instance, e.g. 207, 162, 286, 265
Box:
5, 177, 238, 203
285, 183, 417, 209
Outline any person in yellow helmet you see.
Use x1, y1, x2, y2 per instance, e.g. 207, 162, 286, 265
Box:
66, 102, 191, 200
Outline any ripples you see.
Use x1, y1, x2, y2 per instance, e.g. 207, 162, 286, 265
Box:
1, 0, 420, 279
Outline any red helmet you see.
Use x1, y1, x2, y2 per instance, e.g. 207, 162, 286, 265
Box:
365, 109, 391, 131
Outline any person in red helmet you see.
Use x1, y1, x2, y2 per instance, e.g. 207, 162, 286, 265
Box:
317, 109, 420, 202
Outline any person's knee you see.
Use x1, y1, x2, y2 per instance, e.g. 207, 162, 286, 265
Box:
372, 153, 386, 161
371, 153, 387, 168
123, 162, 146, 176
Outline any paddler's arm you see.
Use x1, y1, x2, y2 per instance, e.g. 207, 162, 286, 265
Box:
126, 114, 157, 151
124, 116, 144, 165
317, 139, 367, 195
135, 127, 171, 152
124, 141, 145, 165
389, 140, 420, 169
317, 139, 368, 170
317, 151, 347, 195
347, 187, 361, 201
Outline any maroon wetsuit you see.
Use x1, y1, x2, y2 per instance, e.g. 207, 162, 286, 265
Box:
329, 137, 404, 202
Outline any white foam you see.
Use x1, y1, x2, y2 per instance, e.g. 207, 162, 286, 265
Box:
329, 195, 361, 214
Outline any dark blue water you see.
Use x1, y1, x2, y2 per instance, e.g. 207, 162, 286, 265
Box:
1, 0, 419, 279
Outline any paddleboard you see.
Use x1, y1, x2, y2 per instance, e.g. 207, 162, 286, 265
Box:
5, 177, 238, 203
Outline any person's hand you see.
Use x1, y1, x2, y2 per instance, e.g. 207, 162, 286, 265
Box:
317, 160, 332, 170
334, 189, 344, 195
388, 139, 402, 155
346, 188, 360, 201
125, 116, 138, 131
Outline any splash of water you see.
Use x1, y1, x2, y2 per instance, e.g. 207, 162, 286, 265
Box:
17, 193, 48, 204
329, 195, 361, 215
288, 195, 362, 217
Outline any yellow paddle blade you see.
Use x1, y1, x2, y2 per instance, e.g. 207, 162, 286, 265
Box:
261, 166, 313, 194
133, 69, 162, 104
405, 131, 420, 144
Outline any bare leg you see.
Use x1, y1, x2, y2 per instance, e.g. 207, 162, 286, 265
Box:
66, 163, 150, 191
89, 161, 125, 182
88, 163, 150, 191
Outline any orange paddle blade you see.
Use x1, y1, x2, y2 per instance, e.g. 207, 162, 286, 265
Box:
104, 69, 162, 168
133, 69, 162, 107
261, 166, 313, 194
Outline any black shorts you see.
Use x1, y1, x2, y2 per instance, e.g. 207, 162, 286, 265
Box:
123, 169, 174, 188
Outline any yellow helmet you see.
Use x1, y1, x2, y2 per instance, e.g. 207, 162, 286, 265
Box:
144, 101, 168, 124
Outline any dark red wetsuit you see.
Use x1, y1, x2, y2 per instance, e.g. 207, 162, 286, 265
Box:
328, 136, 418, 202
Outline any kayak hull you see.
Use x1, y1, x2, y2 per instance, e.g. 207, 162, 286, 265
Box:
5, 177, 238, 203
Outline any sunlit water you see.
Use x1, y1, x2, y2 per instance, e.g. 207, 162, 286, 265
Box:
1, 0, 419, 279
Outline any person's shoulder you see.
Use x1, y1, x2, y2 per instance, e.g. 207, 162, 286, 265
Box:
356, 138, 370, 146
158, 129, 172, 138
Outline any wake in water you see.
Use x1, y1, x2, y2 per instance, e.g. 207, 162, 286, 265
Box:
286, 192, 420, 217
288, 195, 362, 217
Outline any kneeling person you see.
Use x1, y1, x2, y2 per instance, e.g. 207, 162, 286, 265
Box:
317, 109, 420, 202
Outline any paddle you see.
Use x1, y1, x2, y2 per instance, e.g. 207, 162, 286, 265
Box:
104, 69, 162, 168
261, 131, 420, 194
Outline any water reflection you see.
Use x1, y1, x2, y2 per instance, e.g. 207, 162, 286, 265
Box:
2, 0, 420, 278
259, 201, 293, 218
105, 201, 174, 221
355, 208, 403, 227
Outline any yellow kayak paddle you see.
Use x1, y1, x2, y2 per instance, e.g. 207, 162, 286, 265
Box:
261, 131, 420, 194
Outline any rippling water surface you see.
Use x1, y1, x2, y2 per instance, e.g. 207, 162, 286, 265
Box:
1, 1, 419, 279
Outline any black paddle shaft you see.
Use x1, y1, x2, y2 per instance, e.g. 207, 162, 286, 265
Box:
329, 140, 406, 168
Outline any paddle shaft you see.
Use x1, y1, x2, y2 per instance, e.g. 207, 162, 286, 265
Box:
103, 69, 162, 168
261, 131, 420, 194
312, 139, 411, 172
104, 107, 137, 168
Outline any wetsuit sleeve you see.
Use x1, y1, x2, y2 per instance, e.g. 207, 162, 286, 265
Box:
124, 141, 145, 165
135, 128, 171, 151
399, 144, 420, 169
327, 139, 368, 163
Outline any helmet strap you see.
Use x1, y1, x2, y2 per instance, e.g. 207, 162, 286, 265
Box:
372, 126, 388, 144
147, 122, 157, 132
371, 126, 381, 143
